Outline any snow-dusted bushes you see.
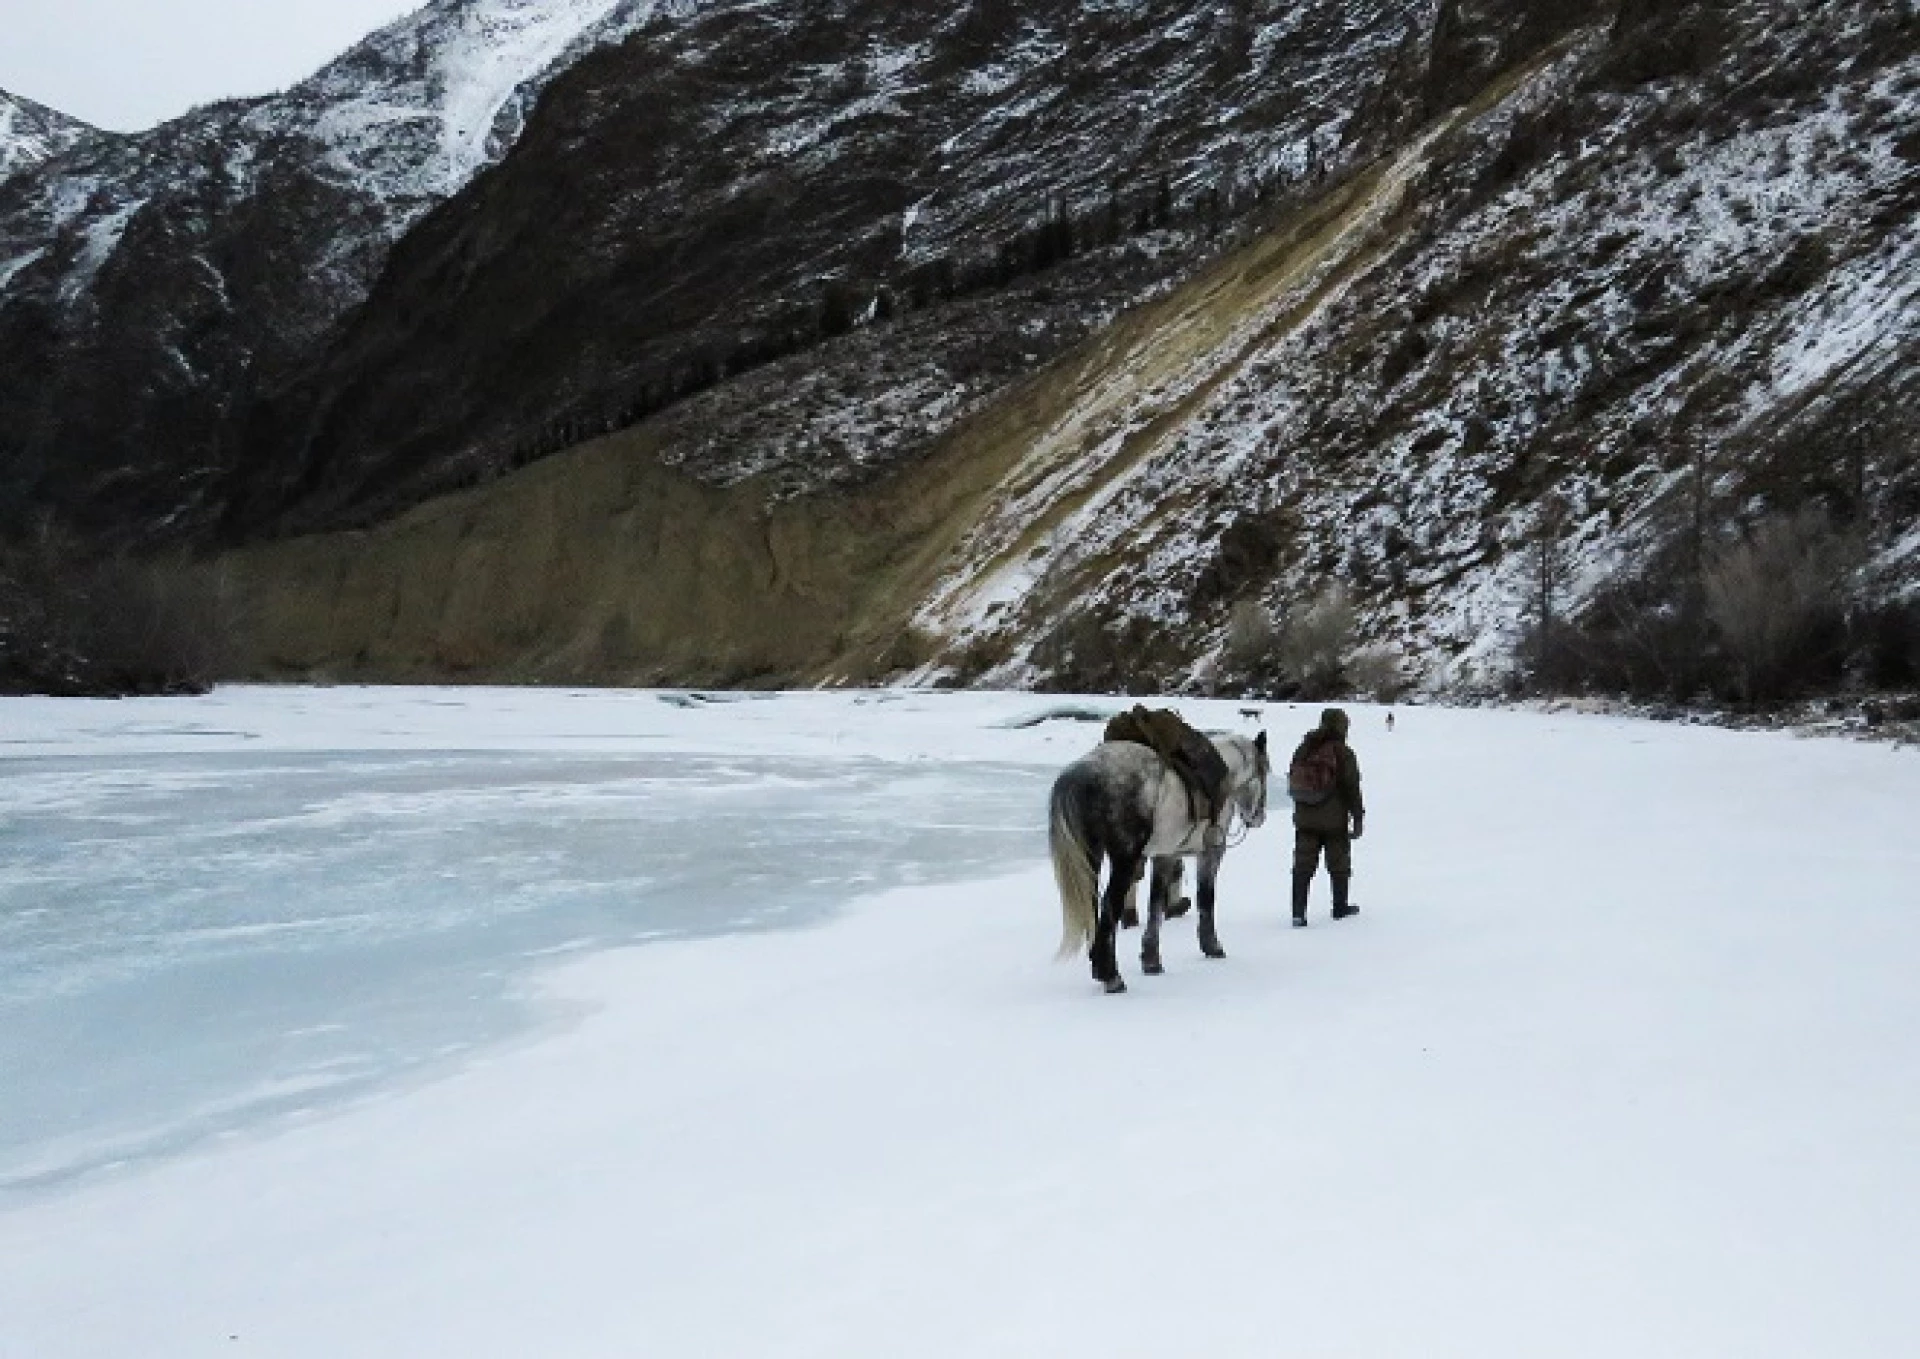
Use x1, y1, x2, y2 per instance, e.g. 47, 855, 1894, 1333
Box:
1214, 585, 1387, 700
1345, 644, 1412, 702
1276, 583, 1356, 699
1030, 610, 1182, 694
1522, 571, 1712, 701
1522, 507, 1894, 704
0, 526, 238, 697
1703, 509, 1859, 702
1221, 598, 1281, 687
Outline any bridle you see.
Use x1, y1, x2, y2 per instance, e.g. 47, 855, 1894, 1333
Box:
1217, 738, 1269, 851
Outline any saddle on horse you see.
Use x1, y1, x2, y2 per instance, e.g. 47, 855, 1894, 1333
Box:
1102, 705, 1232, 847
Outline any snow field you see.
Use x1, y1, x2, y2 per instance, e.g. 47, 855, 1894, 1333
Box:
2, 688, 1917, 1357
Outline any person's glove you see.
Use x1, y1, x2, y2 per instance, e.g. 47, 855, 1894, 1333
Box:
1350, 814, 1365, 840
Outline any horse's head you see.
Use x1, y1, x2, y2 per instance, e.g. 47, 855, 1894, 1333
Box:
1233, 731, 1270, 830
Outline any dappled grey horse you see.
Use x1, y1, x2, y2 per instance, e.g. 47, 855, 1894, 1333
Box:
1049, 731, 1269, 993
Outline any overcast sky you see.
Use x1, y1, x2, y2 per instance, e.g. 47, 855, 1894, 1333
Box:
2, 0, 426, 131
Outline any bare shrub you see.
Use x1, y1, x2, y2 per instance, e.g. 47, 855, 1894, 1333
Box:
1703, 509, 1858, 701
1032, 608, 1182, 694
0, 526, 238, 696
1222, 598, 1279, 682
1346, 644, 1411, 701
1538, 581, 1714, 700
1277, 583, 1355, 698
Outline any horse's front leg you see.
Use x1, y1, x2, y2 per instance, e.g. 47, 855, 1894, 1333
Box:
1141, 856, 1181, 976
1093, 851, 1140, 994
1162, 854, 1191, 919
1195, 848, 1227, 959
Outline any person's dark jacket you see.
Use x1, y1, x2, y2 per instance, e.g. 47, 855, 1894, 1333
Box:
1291, 711, 1363, 836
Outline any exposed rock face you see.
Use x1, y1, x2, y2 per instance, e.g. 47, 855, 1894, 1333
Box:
0, 93, 92, 183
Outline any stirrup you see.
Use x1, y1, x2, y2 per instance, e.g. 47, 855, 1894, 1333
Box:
1203, 822, 1227, 850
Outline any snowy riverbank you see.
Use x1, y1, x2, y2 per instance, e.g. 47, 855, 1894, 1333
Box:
3, 687, 1918, 1357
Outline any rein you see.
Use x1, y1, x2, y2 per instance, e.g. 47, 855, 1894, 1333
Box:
1221, 739, 1270, 851
1205, 745, 1265, 852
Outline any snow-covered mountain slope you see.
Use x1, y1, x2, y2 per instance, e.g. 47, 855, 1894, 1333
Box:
222, 0, 1920, 695
223, 0, 1448, 538
9, 0, 1917, 695
2, 0, 1449, 543
0, 0, 680, 538
925, 0, 1920, 692
0, 92, 92, 184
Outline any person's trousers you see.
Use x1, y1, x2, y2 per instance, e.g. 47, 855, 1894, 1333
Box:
1293, 827, 1352, 879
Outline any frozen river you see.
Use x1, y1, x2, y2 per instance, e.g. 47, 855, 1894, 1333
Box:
0, 688, 1064, 1190
9, 687, 1920, 1359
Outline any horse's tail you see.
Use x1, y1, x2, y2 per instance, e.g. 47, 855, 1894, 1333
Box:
1050, 771, 1099, 961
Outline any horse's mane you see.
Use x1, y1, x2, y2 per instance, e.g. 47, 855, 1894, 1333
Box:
1209, 730, 1270, 781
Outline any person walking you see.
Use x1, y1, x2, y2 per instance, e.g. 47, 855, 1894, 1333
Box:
1285, 707, 1364, 926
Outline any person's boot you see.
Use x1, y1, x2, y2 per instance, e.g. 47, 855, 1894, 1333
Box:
1291, 872, 1311, 928
1331, 875, 1358, 920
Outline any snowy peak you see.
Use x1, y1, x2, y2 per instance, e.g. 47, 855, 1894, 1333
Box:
0, 91, 94, 182
274, 0, 675, 204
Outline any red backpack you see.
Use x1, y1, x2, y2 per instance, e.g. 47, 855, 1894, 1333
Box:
1287, 737, 1342, 805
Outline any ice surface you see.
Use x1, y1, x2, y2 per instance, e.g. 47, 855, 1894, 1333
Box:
3, 687, 1918, 1358
0, 688, 1066, 1188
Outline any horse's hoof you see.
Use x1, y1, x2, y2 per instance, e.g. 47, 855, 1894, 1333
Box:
1103, 976, 1128, 994
1202, 944, 1227, 960
1166, 896, 1192, 920
1142, 959, 1165, 976
1121, 907, 1140, 929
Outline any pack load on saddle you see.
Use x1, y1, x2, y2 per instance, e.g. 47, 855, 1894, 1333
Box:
1102, 704, 1232, 846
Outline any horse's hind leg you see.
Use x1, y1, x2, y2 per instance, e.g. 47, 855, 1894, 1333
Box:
1142, 857, 1181, 975
1196, 848, 1227, 960
1093, 851, 1139, 994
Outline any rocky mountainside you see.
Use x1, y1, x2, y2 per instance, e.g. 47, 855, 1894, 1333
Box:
5, 0, 1479, 544
0, 93, 92, 183
7, 0, 1918, 697
920, 0, 1920, 691
0, 0, 679, 541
